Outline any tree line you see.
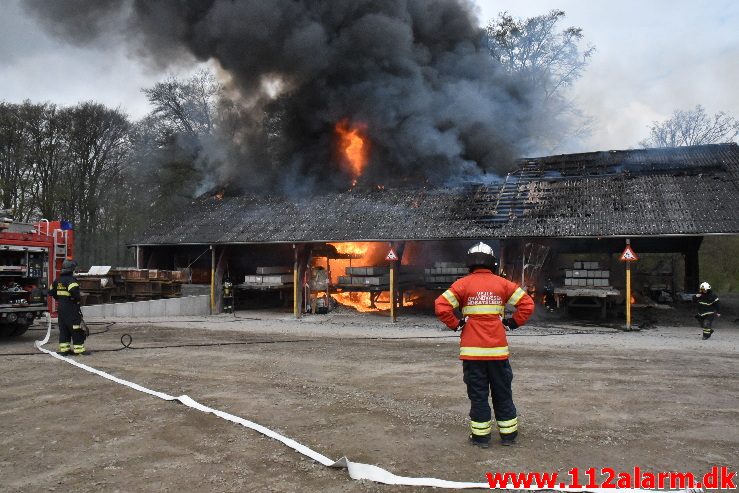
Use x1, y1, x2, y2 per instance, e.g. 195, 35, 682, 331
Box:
0, 71, 224, 267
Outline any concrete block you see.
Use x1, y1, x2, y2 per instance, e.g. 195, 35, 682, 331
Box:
362, 275, 390, 285
262, 274, 293, 284
565, 278, 573, 286
346, 266, 388, 276
586, 278, 594, 286
256, 266, 292, 275
573, 262, 582, 269
113, 303, 134, 317
434, 262, 464, 269
131, 301, 151, 317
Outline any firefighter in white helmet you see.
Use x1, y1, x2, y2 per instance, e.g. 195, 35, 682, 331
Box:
435, 242, 534, 448
693, 281, 720, 340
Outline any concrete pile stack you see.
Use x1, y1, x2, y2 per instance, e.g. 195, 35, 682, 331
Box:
244, 266, 293, 287
423, 262, 467, 289
338, 266, 390, 287
564, 261, 610, 287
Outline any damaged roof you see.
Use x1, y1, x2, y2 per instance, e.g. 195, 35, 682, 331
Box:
134, 143, 739, 245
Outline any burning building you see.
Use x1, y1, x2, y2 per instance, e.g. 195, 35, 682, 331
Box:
27, 2, 737, 316
131, 143, 739, 318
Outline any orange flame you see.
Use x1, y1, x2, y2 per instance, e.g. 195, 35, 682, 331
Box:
328, 242, 385, 312
330, 241, 371, 257
335, 119, 369, 186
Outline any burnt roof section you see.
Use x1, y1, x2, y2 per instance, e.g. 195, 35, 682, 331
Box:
134, 143, 739, 245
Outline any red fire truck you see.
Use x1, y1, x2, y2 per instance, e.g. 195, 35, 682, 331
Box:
0, 219, 74, 337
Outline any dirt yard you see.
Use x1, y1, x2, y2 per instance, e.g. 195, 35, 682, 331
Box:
1, 308, 737, 492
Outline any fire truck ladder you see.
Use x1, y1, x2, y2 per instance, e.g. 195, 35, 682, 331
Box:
50, 229, 69, 314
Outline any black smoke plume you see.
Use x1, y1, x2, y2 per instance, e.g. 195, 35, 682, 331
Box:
26, 0, 540, 192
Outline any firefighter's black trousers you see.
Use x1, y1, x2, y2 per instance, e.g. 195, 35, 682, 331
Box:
698, 313, 715, 337
698, 314, 715, 329
58, 302, 84, 350
463, 359, 517, 441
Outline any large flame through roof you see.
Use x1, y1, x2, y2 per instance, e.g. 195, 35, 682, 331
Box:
335, 120, 369, 186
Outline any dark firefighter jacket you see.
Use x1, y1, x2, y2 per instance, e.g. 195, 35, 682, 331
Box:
49, 274, 81, 306
694, 291, 720, 317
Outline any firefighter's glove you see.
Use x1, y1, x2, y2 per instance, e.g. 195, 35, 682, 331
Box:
455, 317, 467, 332
502, 318, 518, 331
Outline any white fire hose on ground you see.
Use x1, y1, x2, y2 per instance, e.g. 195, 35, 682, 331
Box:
35, 315, 660, 492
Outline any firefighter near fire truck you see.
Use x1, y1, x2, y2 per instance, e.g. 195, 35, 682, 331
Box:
49, 259, 89, 355
434, 242, 534, 448
694, 281, 720, 340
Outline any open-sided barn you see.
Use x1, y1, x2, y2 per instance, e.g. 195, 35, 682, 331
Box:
131, 143, 739, 316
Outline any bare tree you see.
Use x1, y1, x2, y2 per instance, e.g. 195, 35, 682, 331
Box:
0, 102, 33, 219
487, 10, 594, 101
133, 70, 228, 220
640, 105, 739, 148
22, 102, 65, 220
486, 10, 594, 152
57, 102, 131, 265
142, 69, 221, 141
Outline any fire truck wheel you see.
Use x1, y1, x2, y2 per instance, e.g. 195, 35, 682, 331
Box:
0, 324, 16, 338
10, 322, 30, 337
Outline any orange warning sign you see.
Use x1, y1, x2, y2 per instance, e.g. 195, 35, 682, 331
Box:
386, 248, 398, 261
620, 245, 639, 262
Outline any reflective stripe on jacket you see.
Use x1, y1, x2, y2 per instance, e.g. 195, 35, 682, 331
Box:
50, 274, 81, 304
694, 291, 720, 316
434, 268, 535, 361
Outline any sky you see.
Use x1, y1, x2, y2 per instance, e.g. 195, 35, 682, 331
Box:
1, 0, 737, 153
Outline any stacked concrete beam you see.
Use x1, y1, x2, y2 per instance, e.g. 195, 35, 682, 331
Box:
424, 262, 467, 284
565, 261, 610, 287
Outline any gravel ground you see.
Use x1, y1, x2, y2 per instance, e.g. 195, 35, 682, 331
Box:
0, 307, 737, 492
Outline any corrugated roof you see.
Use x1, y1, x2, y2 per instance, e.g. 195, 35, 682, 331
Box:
133, 143, 739, 245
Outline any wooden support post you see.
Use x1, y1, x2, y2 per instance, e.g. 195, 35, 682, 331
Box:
214, 247, 227, 314
293, 244, 300, 319
684, 246, 700, 292
390, 263, 396, 323
210, 245, 215, 314
625, 239, 632, 330
326, 258, 331, 312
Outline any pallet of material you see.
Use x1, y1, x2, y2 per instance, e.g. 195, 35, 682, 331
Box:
148, 269, 172, 281
119, 269, 150, 280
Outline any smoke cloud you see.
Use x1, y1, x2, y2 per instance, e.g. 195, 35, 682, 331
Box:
25, 0, 541, 191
